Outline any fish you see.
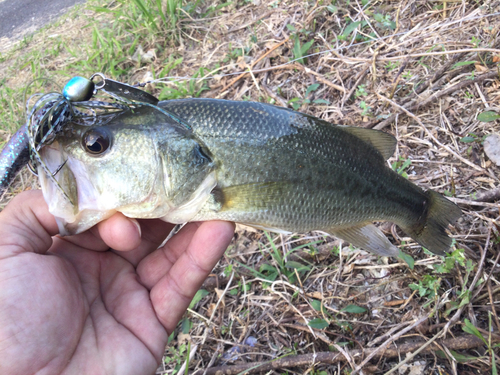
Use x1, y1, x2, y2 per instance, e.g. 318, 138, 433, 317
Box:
39, 98, 461, 257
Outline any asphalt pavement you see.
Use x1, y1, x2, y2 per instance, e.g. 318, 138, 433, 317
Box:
0, 0, 85, 40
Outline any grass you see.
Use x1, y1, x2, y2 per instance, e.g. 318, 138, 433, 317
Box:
1, 0, 500, 374
0, 0, 210, 134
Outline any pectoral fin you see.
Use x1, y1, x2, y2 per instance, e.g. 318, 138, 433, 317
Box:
330, 224, 399, 257
219, 181, 290, 211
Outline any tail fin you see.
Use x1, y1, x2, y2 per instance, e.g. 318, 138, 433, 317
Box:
403, 190, 461, 255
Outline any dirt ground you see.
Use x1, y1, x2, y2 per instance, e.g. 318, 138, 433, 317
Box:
1, 0, 500, 374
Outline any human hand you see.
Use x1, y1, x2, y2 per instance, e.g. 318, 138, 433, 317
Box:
0, 190, 235, 375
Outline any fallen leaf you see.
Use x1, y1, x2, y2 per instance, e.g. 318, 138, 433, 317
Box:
215, 288, 226, 306
383, 299, 407, 307
307, 291, 324, 300
177, 332, 191, 346
343, 263, 355, 274
484, 134, 500, 166
475, 64, 488, 72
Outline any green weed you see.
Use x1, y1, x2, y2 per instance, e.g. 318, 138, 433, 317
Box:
354, 84, 368, 98
223, 44, 250, 63
464, 90, 475, 99
128, 0, 182, 30
459, 316, 499, 374
163, 337, 189, 374
308, 297, 365, 333
288, 83, 329, 110
235, 232, 321, 287
286, 25, 314, 64
373, 13, 396, 30
477, 111, 500, 122
162, 318, 193, 374
443, 255, 475, 317
385, 61, 399, 71
409, 275, 441, 303
359, 101, 371, 116
402, 70, 413, 80
409, 247, 477, 311
460, 132, 487, 144
158, 68, 210, 100
391, 156, 412, 178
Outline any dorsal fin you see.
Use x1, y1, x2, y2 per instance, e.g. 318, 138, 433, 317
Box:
340, 126, 396, 160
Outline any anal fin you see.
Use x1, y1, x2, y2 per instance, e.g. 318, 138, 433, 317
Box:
330, 224, 399, 257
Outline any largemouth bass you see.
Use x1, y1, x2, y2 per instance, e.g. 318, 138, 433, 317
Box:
39, 99, 461, 257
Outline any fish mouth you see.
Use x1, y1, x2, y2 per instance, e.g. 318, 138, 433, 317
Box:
39, 142, 115, 235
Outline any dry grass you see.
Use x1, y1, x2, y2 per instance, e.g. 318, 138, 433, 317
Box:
1, 0, 500, 374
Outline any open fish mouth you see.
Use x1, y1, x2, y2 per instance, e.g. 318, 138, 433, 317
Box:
1, 74, 158, 199
39, 141, 115, 235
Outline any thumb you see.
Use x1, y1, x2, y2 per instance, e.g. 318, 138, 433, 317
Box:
0, 190, 58, 258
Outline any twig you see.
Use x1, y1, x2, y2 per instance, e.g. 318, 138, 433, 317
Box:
448, 197, 500, 209
192, 335, 494, 374
341, 65, 370, 106
470, 226, 492, 302
352, 314, 430, 374
370, 70, 499, 130
330, 48, 500, 62
387, 59, 408, 101
178, 344, 198, 375
270, 280, 317, 338
261, 80, 287, 107
303, 67, 346, 93
226, 10, 274, 33
376, 94, 484, 172
488, 280, 500, 333
473, 187, 500, 202
261, 63, 287, 107
415, 51, 467, 94
474, 285, 500, 303
382, 328, 446, 375
220, 37, 290, 92
200, 271, 235, 347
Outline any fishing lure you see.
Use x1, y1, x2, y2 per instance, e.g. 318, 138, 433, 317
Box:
0, 73, 177, 199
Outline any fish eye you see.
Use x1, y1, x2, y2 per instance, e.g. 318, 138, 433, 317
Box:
82, 128, 111, 155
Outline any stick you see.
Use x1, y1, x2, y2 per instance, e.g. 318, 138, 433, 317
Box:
352, 314, 430, 373
226, 10, 274, 33
192, 335, 493, 375
448, 197, 500, 209
473, 186, 500, 202
376, 94, 484, 172
341, 65, 370, 106
220, 37, 290, 92
415, 52, 467, 94
370, 70, 499, 130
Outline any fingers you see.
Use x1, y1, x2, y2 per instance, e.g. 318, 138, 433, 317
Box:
64, 215, 174, 266
96, 214, 142, 251
108, 218, 175, 266
53, 212, 141, 254
139, 221, 235, 333
0, 190, 57, 258
137, 223, 201, 289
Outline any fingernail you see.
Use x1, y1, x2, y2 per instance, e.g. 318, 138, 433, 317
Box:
129, 218, 142, 238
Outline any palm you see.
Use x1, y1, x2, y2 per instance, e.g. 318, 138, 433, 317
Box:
0, 191, 235, 375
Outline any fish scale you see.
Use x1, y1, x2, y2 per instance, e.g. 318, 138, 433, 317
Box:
38, 98, 461, 257
159, 100, 457, 251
